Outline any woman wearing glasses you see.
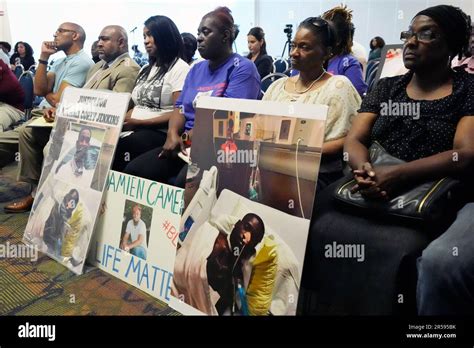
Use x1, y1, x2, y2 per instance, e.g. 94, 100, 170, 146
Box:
302, 5, 474, 315
263, 16, 361, 190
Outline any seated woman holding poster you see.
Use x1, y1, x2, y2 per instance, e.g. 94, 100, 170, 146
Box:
263, 16, 361, 190
113, 15, 190, 172
122, 7, 261, 187
301, 5, 474, 315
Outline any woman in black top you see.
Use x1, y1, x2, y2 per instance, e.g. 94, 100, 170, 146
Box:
10, 41, 35, 70
301, 5, 474, 315
247, 27, 273, 79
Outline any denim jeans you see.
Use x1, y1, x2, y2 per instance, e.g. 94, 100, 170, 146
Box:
131, 245, 147, 260
417, 203, 474, 315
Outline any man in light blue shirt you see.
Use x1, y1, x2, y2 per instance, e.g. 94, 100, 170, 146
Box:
35, 22, 93, 109
4, 22, 93, 213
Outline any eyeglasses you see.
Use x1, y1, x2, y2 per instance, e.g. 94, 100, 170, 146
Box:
306, 17, 329, 28
55, 28, 76, 35
400, 29, 440, 43
303, 17, 332, 45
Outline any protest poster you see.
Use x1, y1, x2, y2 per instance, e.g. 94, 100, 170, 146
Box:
170, 97, 328, 315
88, 170, 184, 304
22, 87, 130, 275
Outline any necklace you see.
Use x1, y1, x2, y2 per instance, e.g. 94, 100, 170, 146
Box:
293, 69, 326, 94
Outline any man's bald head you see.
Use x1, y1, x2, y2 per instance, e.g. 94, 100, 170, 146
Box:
55, 22, 86, 53
62, 22, 86, 45
103, 25, 128, 45
97, 25, 129, 62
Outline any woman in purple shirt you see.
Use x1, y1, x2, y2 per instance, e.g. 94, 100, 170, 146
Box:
123, 7, 261, 186
322, 5, 367, 96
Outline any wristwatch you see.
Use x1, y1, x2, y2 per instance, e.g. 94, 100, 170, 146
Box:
181, 131, 191, 146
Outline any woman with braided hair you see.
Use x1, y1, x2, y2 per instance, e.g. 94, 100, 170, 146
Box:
322, 5, 367, 96
301, 4, 474, 315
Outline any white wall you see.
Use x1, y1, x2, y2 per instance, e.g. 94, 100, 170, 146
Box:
6, 0, 256, 60
5, 0, 473, 62
256, 0, 473, 59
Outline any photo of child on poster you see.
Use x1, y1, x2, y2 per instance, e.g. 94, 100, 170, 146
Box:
170, 97, 328, 316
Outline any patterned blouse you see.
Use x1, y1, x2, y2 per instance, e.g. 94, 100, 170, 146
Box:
263, 75, 362, 142
359, 69, 474, 161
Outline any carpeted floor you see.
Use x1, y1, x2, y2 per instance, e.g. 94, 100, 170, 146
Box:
0, 162, 179, 316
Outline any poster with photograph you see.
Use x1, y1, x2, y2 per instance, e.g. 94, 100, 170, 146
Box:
22, 87, 130, 274
88, 171, 184, 304
375, 44, 409, 82
170, 97, 328, 315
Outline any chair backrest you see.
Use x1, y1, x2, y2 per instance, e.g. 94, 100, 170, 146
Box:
366, 66, 379, 94
260, 72, 288, 95
28, 64, 37, 74
18, 71, 35, 120
273, 59, 289, 74
365, 59, 380, 82
14, 65, 24, 79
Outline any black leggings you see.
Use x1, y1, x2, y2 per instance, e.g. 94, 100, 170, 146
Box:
112, 129, 167, 172
123, 146, 187, 188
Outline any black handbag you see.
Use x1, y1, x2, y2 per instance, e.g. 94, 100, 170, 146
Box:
333, 142, 462, 224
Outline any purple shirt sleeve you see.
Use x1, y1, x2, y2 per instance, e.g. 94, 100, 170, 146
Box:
343, 60, 368, 96
223, 58, 261, 100
328, 55, 367, 97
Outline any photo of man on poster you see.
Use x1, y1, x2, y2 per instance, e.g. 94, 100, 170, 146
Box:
120, 204, 148, 260
172, 207, 302, 316
206, 213, 265, 315
54, 125, 102, 189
